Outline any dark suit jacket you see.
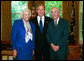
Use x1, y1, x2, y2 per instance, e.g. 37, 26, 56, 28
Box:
46, 18, 69, 56
30, 16, 52, 51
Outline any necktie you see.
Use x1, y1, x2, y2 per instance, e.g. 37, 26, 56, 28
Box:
39, 18, 43, 32
54, 20, 57, 27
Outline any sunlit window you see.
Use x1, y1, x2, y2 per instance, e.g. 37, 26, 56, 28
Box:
79, 1, 83, 44
11, 1, 28, 25
45, 1, 62, 18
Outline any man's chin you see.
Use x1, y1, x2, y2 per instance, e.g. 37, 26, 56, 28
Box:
53, 17, 57, 20
25, 20, 29, 22
39, 15, 44, 17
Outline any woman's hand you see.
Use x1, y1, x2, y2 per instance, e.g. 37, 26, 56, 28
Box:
33, 50, 34, 55
13, 49, 17, 58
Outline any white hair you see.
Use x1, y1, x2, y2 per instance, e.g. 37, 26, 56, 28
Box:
20, 8, 31, 18
51, 7, 60, 14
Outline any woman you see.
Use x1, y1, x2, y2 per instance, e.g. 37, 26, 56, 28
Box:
11, 8, 35, 60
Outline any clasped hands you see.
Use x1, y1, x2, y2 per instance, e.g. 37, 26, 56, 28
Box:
51, 43, 59, 52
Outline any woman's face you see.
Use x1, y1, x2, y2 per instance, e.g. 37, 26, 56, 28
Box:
22, 11, 31, 22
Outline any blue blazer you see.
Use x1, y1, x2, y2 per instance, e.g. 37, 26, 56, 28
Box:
11, 19, 35, 60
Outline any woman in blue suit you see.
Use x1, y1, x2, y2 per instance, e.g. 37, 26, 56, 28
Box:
11, 8, 35, 60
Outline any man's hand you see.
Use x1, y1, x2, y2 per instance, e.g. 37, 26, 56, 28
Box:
13, 49, 17, 58
51, 43, 59, 52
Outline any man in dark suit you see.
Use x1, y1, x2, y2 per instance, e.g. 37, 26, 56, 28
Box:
46, 7, 69, 60
30, 4, 52, 60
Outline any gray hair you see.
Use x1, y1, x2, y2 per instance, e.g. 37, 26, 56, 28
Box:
51, 7, 60, 14
20, 8, 31, 18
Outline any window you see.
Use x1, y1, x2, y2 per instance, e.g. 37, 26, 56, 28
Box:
11, 1, 28, 25
79, 1, 83, 44
11, 1, 62, 25
45, 1, 62, 18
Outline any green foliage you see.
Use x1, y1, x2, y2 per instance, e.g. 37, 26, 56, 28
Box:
11, 1, 62, 25
45, 1, 62, 17
11, 14, 21, 25
80, 11, 83, 41
11, 1, 28, 13
11, 1, 28, 25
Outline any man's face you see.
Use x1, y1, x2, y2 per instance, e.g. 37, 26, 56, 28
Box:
51, 8, 59, 20
22, 11, 30, 22
36, 6, 45, 17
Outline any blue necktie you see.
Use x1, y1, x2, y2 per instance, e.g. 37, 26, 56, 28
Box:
40, 18, 43, 32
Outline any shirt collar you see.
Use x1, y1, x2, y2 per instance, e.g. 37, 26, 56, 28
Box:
22, 19, 29, 24
37, 15, 45, 26
37, 15, 44, 20
54, 17, 60, 24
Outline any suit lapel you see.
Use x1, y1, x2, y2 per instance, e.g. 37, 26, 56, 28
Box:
29, 21, 33, 33
35, 17, 41, 31
20, 19, 26, 32
20, 19, 26, 40
35, 16, 48, 34
42, 16, 48, 33
36, 17, 39, 28
36, 16, 44, 34
57, 18, 62, 29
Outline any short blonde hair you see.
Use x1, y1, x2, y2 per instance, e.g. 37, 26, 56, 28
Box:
20, 8, 31, 18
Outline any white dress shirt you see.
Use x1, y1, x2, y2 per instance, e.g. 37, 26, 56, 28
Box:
54, 17, 60, 25
37, 15, 45, 27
